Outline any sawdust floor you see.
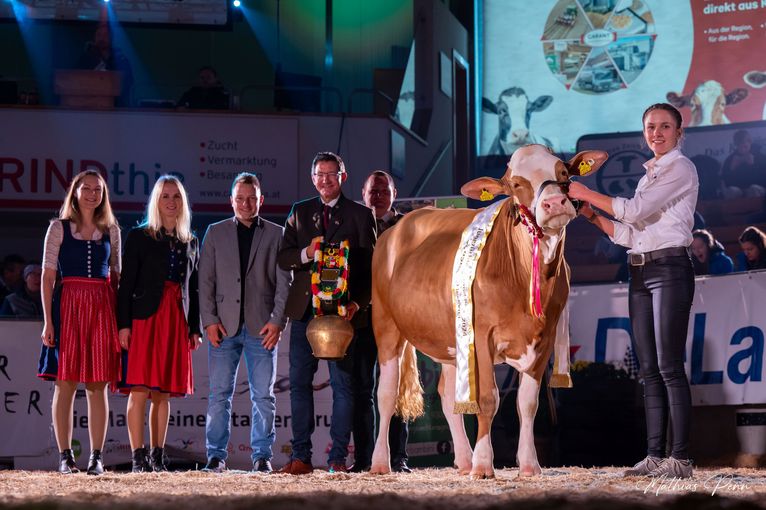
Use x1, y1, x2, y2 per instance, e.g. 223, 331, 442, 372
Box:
0, 467, 765, 510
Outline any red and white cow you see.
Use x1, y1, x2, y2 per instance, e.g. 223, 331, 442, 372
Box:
369, 145, 608, 479
667, 80, 748, 126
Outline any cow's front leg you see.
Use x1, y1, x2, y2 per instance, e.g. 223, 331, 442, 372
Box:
438, 364, 473, 473
470, 385, 498, 479
370, 356, 398, 474
516, 372, 542, 476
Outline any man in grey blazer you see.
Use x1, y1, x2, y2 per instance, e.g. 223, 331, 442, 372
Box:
198, 173, 292, 473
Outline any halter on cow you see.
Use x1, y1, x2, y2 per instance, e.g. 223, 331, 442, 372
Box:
369, 144, 607, 479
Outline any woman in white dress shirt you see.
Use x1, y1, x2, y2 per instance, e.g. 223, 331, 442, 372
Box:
567, 103, 698, 479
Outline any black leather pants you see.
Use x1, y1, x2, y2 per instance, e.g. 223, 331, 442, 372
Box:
629, 254, 694, 460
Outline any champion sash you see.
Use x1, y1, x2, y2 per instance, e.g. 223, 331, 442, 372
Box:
452, 199, 507, 414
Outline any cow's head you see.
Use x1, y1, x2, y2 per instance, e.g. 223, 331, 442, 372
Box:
483, 87, 553, 145
461, 145, 607, 235
667, 80, 747, 126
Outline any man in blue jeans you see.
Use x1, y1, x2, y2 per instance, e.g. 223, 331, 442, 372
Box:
277, 152, 376, 474
198, 173, 292, 473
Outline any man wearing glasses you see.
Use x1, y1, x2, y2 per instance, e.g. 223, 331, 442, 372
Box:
278, 152, 376, 474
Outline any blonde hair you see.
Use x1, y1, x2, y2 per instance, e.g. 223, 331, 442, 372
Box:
141, 175, 193, 242
59, 170, 118, 232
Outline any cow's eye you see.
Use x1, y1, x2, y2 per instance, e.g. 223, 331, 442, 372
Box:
513, 183, 520, 189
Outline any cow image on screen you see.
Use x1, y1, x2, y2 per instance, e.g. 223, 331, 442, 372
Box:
667, 80, 748, 127
369, 144, 608, 479
483, 87, 557, 155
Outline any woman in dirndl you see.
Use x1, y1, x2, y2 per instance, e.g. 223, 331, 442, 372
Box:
117, 175, 201, 472
38, 170, 122, 476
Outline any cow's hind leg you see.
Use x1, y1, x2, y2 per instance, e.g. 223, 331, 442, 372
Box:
516, 372, 542, 476
370, 320, 404, 475
438, 364, 473, 474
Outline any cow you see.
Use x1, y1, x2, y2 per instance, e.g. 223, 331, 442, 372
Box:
369, 144, 608, 479
483, 87, 555, 154
667, 80, 748, 126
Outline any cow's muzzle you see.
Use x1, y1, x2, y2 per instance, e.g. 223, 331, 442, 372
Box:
535, 179, 582, 212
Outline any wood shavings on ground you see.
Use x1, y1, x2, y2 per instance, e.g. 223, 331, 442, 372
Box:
0, 467, 765, 510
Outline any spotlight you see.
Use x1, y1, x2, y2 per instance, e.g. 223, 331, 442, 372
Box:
232, 0, 241, 7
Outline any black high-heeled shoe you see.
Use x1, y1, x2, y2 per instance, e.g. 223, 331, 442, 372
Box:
86, 449, 104, 475
149, 447, 168, 472
58, 449, 79, 474
131, 447, 151, 473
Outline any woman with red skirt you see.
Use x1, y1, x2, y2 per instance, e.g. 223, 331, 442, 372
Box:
117, 175, 201, 472
37, 170, 122, 475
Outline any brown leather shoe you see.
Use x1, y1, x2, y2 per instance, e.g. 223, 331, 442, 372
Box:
328, 462, 348, 473
279, 459, 313, 475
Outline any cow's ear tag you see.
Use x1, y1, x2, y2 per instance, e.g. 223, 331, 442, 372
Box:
578, 159, 594, 176
479, 189, 494, 201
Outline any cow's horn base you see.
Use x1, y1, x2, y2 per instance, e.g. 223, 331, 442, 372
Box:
549, 373, 573, 388
306, 315, 354, 360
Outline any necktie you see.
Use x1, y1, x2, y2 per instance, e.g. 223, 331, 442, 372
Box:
323, 204, 330, 231
376, 218, 387, 235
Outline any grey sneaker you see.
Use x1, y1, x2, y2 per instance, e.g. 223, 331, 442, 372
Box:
648, 457, 693, 479
623, 456, 663, 477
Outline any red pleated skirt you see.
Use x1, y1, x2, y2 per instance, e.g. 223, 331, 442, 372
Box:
58, 277, 121, 383
120, 281, 193, 397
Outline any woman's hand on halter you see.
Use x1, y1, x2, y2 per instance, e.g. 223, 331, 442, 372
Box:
189, 333, 202, 351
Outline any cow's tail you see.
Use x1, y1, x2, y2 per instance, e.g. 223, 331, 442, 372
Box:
396, 341, 424, 422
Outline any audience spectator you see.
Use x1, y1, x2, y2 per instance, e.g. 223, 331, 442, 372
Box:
721, 130, 766, 199
0, 263, 43, 318
77, 22, 134, 107
736, 226, 766, 271
690, 155, 722, 200
690, 229, 734, 276
177, 66, 229, 110
0, 254, 26, 302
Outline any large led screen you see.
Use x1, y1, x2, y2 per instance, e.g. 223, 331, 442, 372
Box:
0, 0, 228, 25
481, 0, 766, 155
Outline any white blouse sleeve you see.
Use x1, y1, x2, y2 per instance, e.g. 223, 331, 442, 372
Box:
43, 220, 63, 271
109, 224, 122, 273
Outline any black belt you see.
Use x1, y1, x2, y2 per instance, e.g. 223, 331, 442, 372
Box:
628, 246, 689, 266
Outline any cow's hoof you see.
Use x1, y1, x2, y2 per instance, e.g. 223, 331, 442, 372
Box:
518, 465, 542, 477
369, 464, 391, 475
469, 469, 495, 480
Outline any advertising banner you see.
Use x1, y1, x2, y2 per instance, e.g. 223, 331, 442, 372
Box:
4, 271, 765, 467
569, 271, 766, 406
0, 109, 299, 214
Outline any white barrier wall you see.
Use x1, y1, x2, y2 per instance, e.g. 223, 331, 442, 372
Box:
2, 270, 764, 469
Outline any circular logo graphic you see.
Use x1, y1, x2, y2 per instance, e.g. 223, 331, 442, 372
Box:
542, 0, 656, 95
595, 149, 652, 197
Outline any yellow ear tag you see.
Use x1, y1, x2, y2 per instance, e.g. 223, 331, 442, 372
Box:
479, 189, 494, 201
578, 159, 594, 176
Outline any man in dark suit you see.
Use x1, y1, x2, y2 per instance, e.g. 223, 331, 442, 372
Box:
278, 152, 376, 474
351, 170, 411, 473
198, 173, 291, 474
